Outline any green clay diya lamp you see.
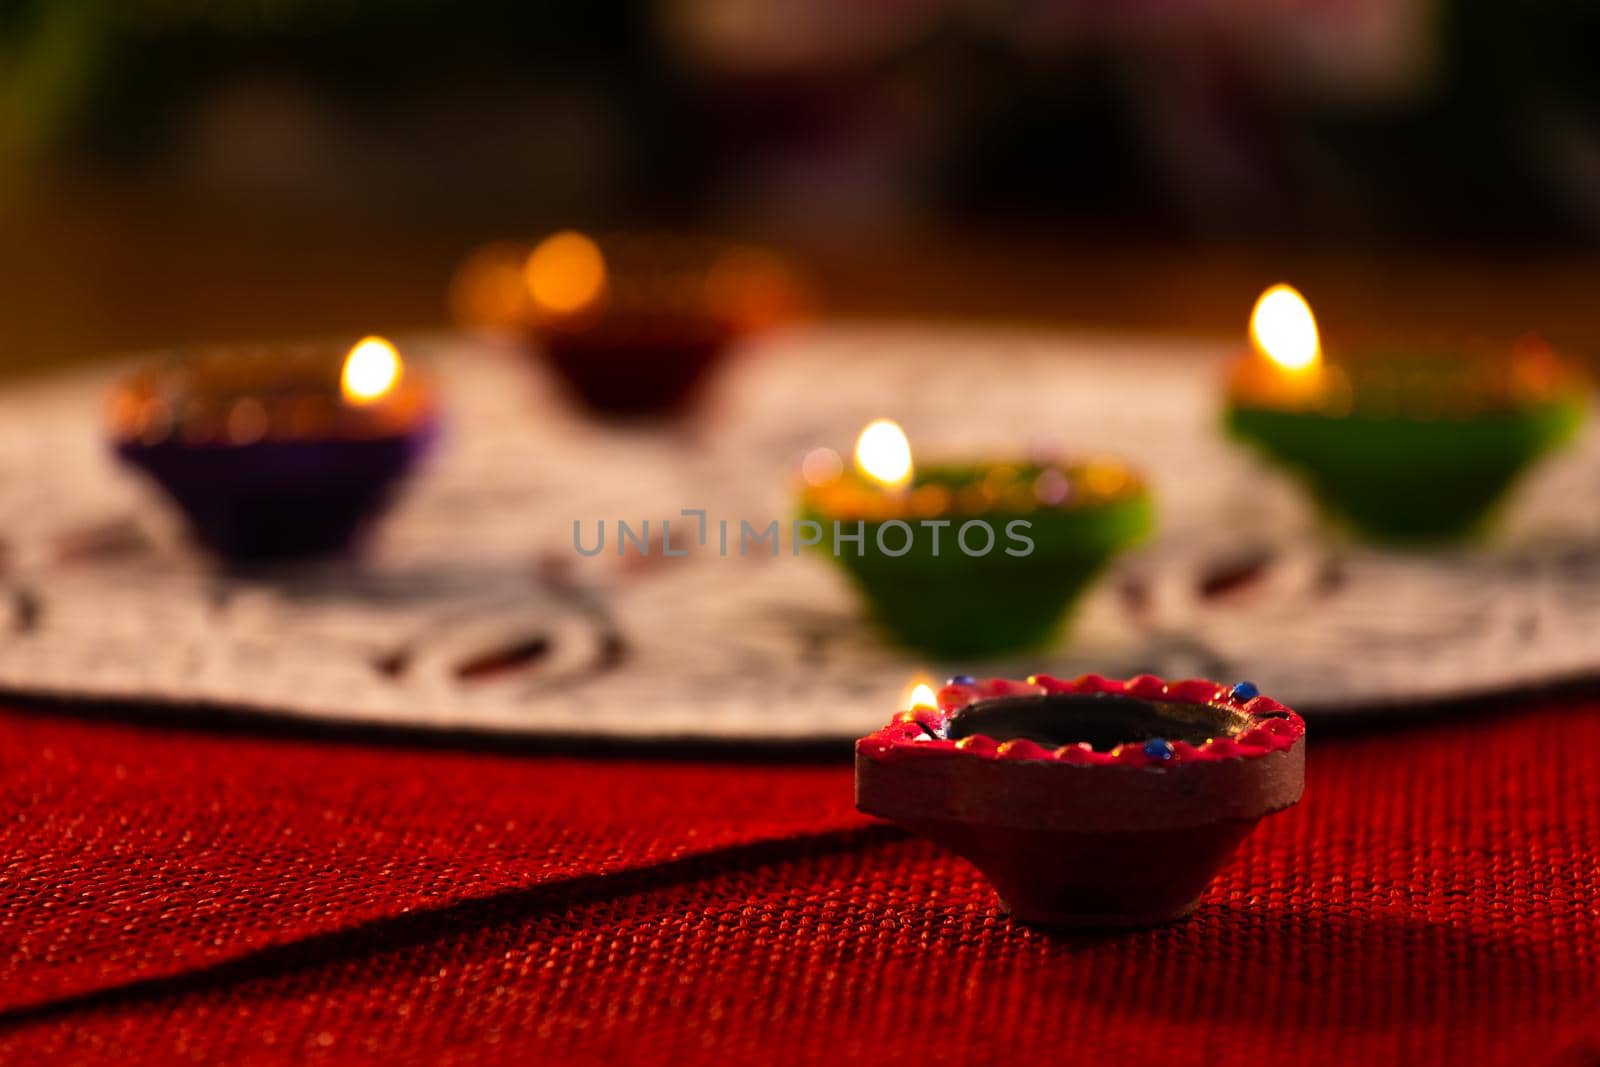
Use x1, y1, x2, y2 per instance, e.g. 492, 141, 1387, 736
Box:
797, 420, 1153, 659
857, 673, 1305, 928
1225, 284, 1587, 542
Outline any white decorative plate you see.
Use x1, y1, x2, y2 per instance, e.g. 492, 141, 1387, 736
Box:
0, 324, 1595, 742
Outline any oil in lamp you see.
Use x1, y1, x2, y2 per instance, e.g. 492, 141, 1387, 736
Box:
857, 673, 1305, 927
108, 336, 437, 562
799, 421, 1153, 658
1225, 284, 1587, 541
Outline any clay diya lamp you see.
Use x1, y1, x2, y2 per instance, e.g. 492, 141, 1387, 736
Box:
108, 336, 437, 562
515, 230, 799, 416
1225, 284, 1587, 542
798, 421, 1153, 658
856, 673, 1305, 928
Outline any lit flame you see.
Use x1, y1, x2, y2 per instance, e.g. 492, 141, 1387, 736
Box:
1250, 283, 1320, 373
341, 336, 402, 406
905, 682, 938, 710
525, 231, 607, 316
854, 419, 913, 491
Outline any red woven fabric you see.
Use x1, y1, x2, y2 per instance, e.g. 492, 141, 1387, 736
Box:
2, 700, 1597, 1065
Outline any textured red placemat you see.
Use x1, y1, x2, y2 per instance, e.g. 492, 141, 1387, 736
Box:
0, 711, 868, 1015
1, 700, 1597, 1065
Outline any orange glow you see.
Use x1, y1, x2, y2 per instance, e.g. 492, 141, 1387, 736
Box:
340, 336, 403, 406
1250, 284, 1320, 373
905, 682, 938, 710
854, 419, 913, 491
705, 247, 803, 330
525, 231, 608, 316
225, 398, 270, 444
450, 241, 533, 329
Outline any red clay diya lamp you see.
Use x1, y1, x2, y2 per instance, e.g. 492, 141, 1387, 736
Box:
108, 336, 437, 562
1225, 284, 1587, 542
798, 421, 1153, 658
857, 673, 1305, 928
514, 230, 799, 416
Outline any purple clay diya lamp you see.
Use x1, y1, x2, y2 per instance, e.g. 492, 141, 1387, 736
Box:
515, 231, 800, 416
108, 337, 437, 563
857, 673, 1305, 928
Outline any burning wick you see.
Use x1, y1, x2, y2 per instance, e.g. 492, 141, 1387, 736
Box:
855, 419, 914, 491
1250, 284, 1320, 374
905, 682, 938, 711
341, 336, 403, 406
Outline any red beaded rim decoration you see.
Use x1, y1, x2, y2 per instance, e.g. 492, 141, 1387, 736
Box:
858, 674, 1304, 768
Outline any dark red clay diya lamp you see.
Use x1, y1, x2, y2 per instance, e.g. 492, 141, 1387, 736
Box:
1225, 284, 1587, 542
798, 420, 1153, 658
108, 337, 437, 562
857, 674, 1305, 928
517, 230, 799, 416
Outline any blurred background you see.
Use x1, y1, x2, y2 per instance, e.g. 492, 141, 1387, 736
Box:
3, 0, 1600, 376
